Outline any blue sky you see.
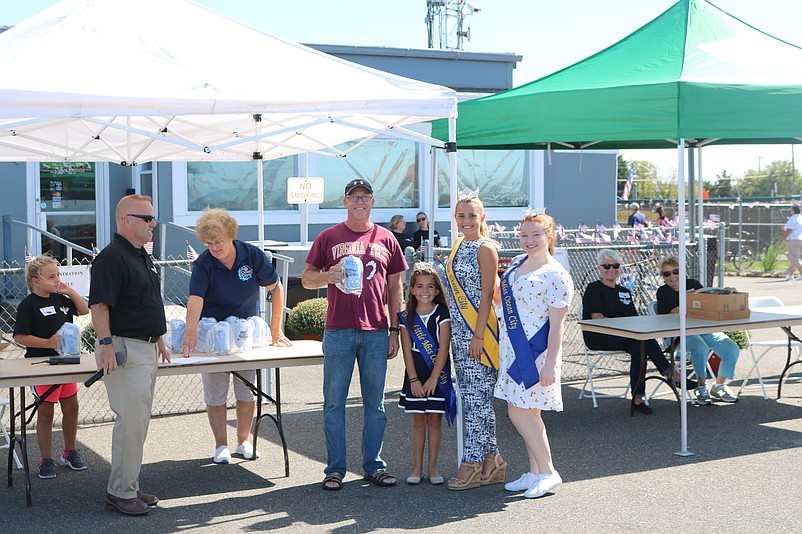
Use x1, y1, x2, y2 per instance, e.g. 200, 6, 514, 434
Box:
4, 0, 802, 183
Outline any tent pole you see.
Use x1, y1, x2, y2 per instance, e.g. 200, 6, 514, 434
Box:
300, 153, 309, 247
429, 147, 438, 260
676, 139, 693, 457
448, 118, 458, 245
698, 148, 706, 285
688, 147, 696, 276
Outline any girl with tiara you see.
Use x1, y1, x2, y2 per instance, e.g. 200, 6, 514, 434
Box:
444, 189, 506, 490
398, 262, 454, 485
495, 210, 573, 499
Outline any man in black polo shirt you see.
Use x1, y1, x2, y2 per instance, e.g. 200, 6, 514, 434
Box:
89, 194, 171, 516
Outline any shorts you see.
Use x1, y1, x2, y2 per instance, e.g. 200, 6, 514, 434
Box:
202, 370, 256, 406
32, 382, 78, 403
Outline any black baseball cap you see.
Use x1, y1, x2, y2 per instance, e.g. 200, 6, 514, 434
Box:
344, 179, 373, 196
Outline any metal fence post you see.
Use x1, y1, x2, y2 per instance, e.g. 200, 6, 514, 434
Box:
718, 222, 726, 287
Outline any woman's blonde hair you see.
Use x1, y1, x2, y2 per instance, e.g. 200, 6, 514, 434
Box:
659, 255, 680, 271
520, 213, 556, 255
455, 197, 490, 239
596, 248, 623, 265
389, 214, 405, 231
195, 208, 238, 244
25, 254, 59, 292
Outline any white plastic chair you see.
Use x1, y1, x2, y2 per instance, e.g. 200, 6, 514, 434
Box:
578, 305, 631, 408
737, 296, 802, 400
0, 396, 23, 470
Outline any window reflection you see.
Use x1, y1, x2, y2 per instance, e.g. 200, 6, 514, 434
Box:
437, 149, 528, 207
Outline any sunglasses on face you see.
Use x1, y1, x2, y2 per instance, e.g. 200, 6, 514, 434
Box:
127, 213, 156, 223
600, 263, 620, 270
416, 217, 427, 222
662, 268, 680, 277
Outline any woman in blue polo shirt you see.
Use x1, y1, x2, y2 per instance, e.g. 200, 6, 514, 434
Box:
181, 208, 292, 464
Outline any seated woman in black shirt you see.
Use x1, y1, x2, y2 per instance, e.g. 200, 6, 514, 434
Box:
582, 249, 695, 414
389, 214, 415, 251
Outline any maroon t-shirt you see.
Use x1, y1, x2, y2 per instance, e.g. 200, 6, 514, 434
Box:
306, 222, 408, 330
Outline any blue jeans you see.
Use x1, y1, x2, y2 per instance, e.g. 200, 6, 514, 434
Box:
322, 328, 389, 476
683, 333, 740, 381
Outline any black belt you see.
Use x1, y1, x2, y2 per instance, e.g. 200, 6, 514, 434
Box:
125, 336, 160, 343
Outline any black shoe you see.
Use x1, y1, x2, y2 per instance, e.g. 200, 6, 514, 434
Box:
633, 402, 652, 414
675, 378, 698, 390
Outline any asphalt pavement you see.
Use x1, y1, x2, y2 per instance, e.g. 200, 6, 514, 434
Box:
3, 275, 802, 533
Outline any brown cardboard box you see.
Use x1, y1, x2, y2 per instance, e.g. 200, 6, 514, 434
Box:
687, 291, 750, 320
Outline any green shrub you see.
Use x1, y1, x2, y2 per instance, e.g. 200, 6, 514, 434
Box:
81, 322, 97, 353
286, 298, 328, 340
725, 330, 749, 349
760, 240, 785, 272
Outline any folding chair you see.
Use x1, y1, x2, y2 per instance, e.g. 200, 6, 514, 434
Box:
737, 296, 802, 400
577, 305, 630, 408
1, 395, 23, 470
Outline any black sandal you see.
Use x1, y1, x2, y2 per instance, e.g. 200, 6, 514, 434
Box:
322, 473, 343, 491
364, 470, 397, 487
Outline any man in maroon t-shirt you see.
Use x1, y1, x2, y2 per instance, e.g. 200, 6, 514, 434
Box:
302, 178, 407, 491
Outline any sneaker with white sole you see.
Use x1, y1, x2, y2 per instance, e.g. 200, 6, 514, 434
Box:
38, 458, 56, 479
213, 445, 231, 464
235, 441, 260, 460
710, 384, 738, 403
60, 449, 88, 471
524, 473, 562, 499
786, 273, 796, 281
694, 384, 713, 406
504, 472, 539, 492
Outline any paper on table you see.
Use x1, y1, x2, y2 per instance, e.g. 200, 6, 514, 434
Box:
163, 356, 219, 365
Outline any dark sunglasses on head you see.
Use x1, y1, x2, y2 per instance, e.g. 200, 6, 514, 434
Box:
127, 213, 156, 223
600, 263, 620, 270
662, 268, 680, 277
417, 217, 427, 222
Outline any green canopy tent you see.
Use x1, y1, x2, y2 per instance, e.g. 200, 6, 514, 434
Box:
433, 0, 802, 456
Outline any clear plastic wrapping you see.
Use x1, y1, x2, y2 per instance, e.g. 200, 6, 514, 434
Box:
336, 255, 363, 297
56, 323, 81, 356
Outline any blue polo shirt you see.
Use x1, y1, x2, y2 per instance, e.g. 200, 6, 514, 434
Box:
189, 240, 279, 321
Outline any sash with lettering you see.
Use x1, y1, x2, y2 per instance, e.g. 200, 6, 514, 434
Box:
398, 310, 457, 425
500, 254, 550, 389
445, 236, 500, 370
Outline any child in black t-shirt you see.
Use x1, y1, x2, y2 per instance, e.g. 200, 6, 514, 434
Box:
13, 255, 90, 479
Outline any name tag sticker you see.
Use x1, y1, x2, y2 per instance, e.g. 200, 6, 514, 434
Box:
40, 306, 57, 316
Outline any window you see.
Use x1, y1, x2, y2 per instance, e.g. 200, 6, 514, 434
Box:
437, 149, 528, 207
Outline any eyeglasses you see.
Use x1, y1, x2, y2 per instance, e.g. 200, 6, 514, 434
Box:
127, 214, 156, 223
347, 194, 373, 203
416, 217, 427, 222
662, 268, 680, 277
204, 239, 226, 249
600, 263, 621, 270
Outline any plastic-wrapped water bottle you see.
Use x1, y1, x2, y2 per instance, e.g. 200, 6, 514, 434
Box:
57, 323, 81, 356
213, 321, 232, 355
235, 318, 253, 352
168, 319, 186, 353
249, 316, 269, 347
197, 317, 217, 353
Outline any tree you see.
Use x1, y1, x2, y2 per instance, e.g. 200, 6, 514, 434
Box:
737, 160, 799, 197
704, 169, 736, 198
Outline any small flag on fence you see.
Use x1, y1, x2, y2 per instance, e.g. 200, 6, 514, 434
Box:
613, 223, 622, 239
25, 246, 34, 264
622, 163, 635, 201
144, 240, 154, 255
187, 242, 198, 261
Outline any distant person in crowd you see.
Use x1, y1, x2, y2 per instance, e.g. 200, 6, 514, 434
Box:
413, 211, 442, 250
656, 256, 740, 404
14, 255, 90, 480
89, 194, 171, 516
582, 249, 696, 414
654, 205, 671, 227
781, 205, 802, 281
389, 214, 415, 252
495, 211, 573, 499
627, 202, 647, 227
444, 190, 505, 490
302, 178, 407, 491
398, 262, 453, 486
181, 208, 292, 465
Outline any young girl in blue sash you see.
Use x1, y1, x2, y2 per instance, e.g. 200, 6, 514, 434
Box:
398, 263, 454, 485
495, 211, 573, 499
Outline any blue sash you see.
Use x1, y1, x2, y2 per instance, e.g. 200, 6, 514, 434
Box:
500, 255, 550, 389
398, 309, 457, 425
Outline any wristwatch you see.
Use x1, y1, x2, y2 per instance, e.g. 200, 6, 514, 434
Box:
389, 326, 400, 333
98, 336, 114, 346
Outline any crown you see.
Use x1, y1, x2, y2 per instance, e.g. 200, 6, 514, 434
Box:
523, 206, 546, 217
457, 187, 479, 201
413, 261, 437, 273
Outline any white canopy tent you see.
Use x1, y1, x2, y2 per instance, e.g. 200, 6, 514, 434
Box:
0, 0, 458, 246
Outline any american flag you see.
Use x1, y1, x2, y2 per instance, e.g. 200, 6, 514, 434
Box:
25, 247, 34, 264
187, 242, 198, 261
613, 223, 622, 239
144, 240, 154, 255
622, 163, 635, 201
556, 224, 566, 240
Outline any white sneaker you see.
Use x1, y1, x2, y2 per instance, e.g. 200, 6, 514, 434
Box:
235, 441, 260, 460
524, 473, 562, 499
213, 445, 231, 464
504, 472, 539, 492
786, 273, 795, 281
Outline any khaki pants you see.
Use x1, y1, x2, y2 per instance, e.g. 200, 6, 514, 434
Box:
100, 337, 158, 499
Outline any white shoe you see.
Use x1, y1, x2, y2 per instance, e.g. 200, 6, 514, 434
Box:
524, 473, 562, 499
786, 273, 795, 281
235, 441, 260, 460
213, 445, 231, 464
504, 472, 539, 492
